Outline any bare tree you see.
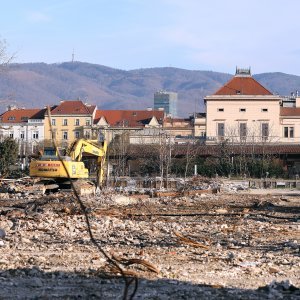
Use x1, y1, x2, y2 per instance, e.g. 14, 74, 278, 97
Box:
0, 38, 14, 69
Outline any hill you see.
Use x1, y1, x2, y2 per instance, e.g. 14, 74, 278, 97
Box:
0, 62, 299, 117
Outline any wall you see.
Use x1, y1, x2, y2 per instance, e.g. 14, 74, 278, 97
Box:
205, 96, 281, 143
44, 114, 93, 145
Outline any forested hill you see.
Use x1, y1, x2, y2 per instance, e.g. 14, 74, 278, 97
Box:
0, 62, 299, 116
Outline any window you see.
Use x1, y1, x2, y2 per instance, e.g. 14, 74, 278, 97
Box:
33, 131, 39, 139
84, 131, 91, 139
86, 119, 91, 126
20, 131, 25, 139
63, 131, 68, 140
217, 123, 225, 138
21, 117, 28, 121
217, 108, 224, 112
51, 119, 56, 126
63, 119, 68, 126
240, 123, 247, 140
290, 127, 294, 138
75, 119, 80, 126
75, 131, 80, 139
284, 126, 294, 138
9, 132, 14, 138
262, 108, 268, 112
262, 123, 269, 140
8, 116, 15, 121
51, 130, 57, 139
239, 108, 246, 112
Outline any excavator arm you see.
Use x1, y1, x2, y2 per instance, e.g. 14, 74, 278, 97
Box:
66, 139, 108, 188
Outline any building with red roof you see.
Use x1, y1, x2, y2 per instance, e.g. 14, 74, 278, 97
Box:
44, 100, 97, 145
0, 106, 46, 157
204, 68, 281, 143
93, 109, 165, 144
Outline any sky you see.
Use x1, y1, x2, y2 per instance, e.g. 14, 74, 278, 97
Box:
1, 0, 300, 75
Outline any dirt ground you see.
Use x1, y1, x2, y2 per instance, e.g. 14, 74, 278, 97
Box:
0, 183, 299, 299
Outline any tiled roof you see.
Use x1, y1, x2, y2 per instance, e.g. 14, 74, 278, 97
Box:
94, 110, 165, 127
280, 107, 300, 116
50, 100, 96, 115
214, 76, 272, 96
0, 108, 45, 123
129, 144, 300, 157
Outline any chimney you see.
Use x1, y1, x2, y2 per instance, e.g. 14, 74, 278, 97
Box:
7, 105, 17, 111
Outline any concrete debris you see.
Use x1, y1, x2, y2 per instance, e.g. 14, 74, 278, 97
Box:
0, 228, 5, 239
0, 177, 299, 299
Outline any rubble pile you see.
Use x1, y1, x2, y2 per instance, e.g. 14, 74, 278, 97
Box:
0, 182, 299, 299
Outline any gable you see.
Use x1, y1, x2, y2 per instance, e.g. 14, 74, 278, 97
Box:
98, 116, 109, 126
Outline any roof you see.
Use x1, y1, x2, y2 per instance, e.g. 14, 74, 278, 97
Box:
214, 75, 272, 96
50, 100, 96, 115
0, 108, 45, 123
280, 107, 300, 116
94, 110, 165, 127
129, 143, 300, 157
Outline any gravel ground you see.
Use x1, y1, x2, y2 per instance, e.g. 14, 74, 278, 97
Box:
0, 187, 299, 299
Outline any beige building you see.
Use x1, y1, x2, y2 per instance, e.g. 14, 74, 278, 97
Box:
280, 106, 300, 143
44, 100, 96, 146
93, 109, 164, 144
204, 68, 281, 144
193, 113, 206, 138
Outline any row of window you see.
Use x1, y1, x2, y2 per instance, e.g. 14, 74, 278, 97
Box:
217, 108, 269, 112
8, 130, 92, 140
217, 124, 296, 139
61, 131, 91, 140
9, 131, 39, 139
217, 123, 269, 138
51, 119, 91, 126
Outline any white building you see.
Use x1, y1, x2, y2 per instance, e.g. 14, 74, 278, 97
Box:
0, 107, 45, 156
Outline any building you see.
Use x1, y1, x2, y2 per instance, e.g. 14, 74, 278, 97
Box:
44, 100, 96, 146
204, 68, 281, 143
0, 107, 45, 158
280, 106, 300, 143
93, 109, 164, 144
193, 113, 206, 139
163, 117, 194, 143
154, 91, 178, 117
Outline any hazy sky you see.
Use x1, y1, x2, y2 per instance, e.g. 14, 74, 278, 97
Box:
1, 0, 300, 75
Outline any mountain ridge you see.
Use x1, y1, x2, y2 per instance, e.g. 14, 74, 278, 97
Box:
0, 62, 299, 117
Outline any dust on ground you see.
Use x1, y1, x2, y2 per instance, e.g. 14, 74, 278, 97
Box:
0, 178, 299, 299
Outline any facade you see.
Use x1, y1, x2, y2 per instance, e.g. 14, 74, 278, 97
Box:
44, 100, 96, 146
0, 107, 45, 156
93, 109, 164, 144
204, 68, 281, 143
280, 106, 300, 143
193, 113, 206, 139
154, 91, 178, 117
163, 117, 194, 143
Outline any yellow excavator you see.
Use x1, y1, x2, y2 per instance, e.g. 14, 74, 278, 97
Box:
29, 139, 107, 193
